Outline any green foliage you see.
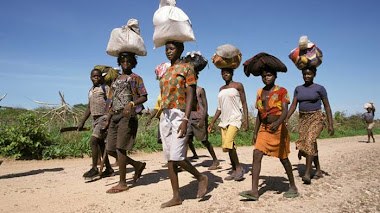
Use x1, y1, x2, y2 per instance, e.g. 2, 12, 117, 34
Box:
0, 108, 379, 160
0, 110, 52, 159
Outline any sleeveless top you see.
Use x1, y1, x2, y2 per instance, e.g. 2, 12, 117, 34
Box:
217, 83, 243, 129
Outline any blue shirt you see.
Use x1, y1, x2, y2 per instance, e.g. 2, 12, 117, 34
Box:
294, 84, 327, 112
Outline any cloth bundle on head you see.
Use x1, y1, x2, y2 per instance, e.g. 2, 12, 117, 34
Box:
243, 52, 287, 77
364, 102, 374, 109
93, 65, 120, 86
288, 35, 323, 70
106, 18, 147, 57
182, 51, 208, 72
154, 62, 171, 80
152, 0, 195, 48
211, 44, 242, 69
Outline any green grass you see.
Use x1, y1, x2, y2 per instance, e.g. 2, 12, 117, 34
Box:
0, 107, 378, 160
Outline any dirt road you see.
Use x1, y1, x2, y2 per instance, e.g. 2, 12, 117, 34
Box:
0, 136, 379, 213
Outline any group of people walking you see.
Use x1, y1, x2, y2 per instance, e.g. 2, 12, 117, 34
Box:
78, 40, 334, 208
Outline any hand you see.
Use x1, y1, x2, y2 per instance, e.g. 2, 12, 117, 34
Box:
269, 121, 280, 131
328, 125, 334, 136
252, 134, 257, 145
197, 118, 205, 128
207, 123, 214, 133
177, 120, 188, 138
123, 103, 133, 119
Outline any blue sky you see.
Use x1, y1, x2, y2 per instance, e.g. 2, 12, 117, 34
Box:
1, 0, 379, 115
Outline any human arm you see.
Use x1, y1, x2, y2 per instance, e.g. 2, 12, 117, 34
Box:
322, 97, 334, 136
252, 112, 261, 145
177, 85, 195, 138
197, 88, 208, 128
146, 109, 158, 125
208, 109, 221, 133
78, 103, 91, 130
286, 96, 298, 125
269, 102, 288, 131
237, 82, 249, 131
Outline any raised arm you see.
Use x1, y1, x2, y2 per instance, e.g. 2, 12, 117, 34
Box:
237, 82, 249, 131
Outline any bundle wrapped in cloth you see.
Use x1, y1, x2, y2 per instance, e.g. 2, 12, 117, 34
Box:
182, 51, 208, 72
93, 65, 120, 86
153, 0, 195, 48
212, 44, 242, 69
106, 18, 147, 57
364, 102, 374, 109
288, 35, 323, 70
243, 52, 287, 77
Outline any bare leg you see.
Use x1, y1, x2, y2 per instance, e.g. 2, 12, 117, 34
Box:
201, 140, 219, 169
313, 155, 323, 178
302, 155, 313, 184
241, 149, 264, 198
370, 129, 375, 142
178, 159, 208, 198
229, 147, 243, 175
90, 136, 100, 169
280, 158, 298, 193
187, 137, 198, 159
367, 129, 371, 143
161, 161, 183, 208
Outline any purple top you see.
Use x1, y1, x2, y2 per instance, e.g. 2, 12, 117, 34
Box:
294, 84, 327, 112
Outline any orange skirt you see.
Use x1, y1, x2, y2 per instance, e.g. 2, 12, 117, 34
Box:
255, 123, 290, 159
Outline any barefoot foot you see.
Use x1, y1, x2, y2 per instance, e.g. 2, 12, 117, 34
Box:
161, 198, 183, 208
197, 175, 208, 198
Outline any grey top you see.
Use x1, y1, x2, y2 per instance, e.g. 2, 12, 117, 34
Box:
294, 84, 327, 112
362, 112, 374, 123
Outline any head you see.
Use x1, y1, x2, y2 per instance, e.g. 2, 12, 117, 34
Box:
367, 108, 372, 113
221, 68, 234, 82
302, 67, 316, 83
90, 69, 103, 86
117, 52, 138, 70
261, 70, 277, 86
165, 41, 184, 62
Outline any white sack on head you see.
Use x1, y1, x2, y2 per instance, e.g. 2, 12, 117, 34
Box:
364, 103, 373, 109
153, 1, 195, 48
106, 18, 147, 57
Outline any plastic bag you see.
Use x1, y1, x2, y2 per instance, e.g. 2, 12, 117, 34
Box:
153, 0, 195, 48
106, 19, 147, 57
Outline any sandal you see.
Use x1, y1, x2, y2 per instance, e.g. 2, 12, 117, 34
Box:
234, 169, 245, 181
239, 190, 259, 201
106, 186, 129, 194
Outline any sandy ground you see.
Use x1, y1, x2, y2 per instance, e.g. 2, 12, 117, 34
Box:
0, 135, 379, 213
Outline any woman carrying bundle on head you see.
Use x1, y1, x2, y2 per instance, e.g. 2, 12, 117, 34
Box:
208, 44, 248, 181
240, 53, 298, 200
286, 66, 334, 184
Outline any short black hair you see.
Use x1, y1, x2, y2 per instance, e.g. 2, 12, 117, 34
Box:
91, 69, 102, 75
262, 69, 277, 78
221, 68, 234, 75
302, 67, 317, 75
165, 41, 184, 54
117, 52, 138, 68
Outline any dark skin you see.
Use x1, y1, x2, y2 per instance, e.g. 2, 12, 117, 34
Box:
364, 105, 375, 143
208, 69, 249, 177
78, 70, 112, 174
186, 85, 219, 169
240, 70, 298, 199
286, 68, 334, 182
104, 56, 147, 193
161, 42, 208, 208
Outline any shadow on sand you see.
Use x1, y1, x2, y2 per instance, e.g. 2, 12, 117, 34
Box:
0, 167, 64, 179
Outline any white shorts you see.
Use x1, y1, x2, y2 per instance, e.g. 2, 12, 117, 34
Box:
160, 108, 188, 161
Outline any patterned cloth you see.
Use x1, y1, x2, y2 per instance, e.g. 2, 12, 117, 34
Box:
88, 85, 109, 116
159, 63, 197, 110
255, 85, 290, 119
295, 110, 327, 155
110, 73, 147, 114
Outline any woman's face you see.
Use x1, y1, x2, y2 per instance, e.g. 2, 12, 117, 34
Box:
221, 69, 233, 82
302, 69, 315, 83
119, 57, 133, 70
261, 70, 276, 86
165, 43, 181, 61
